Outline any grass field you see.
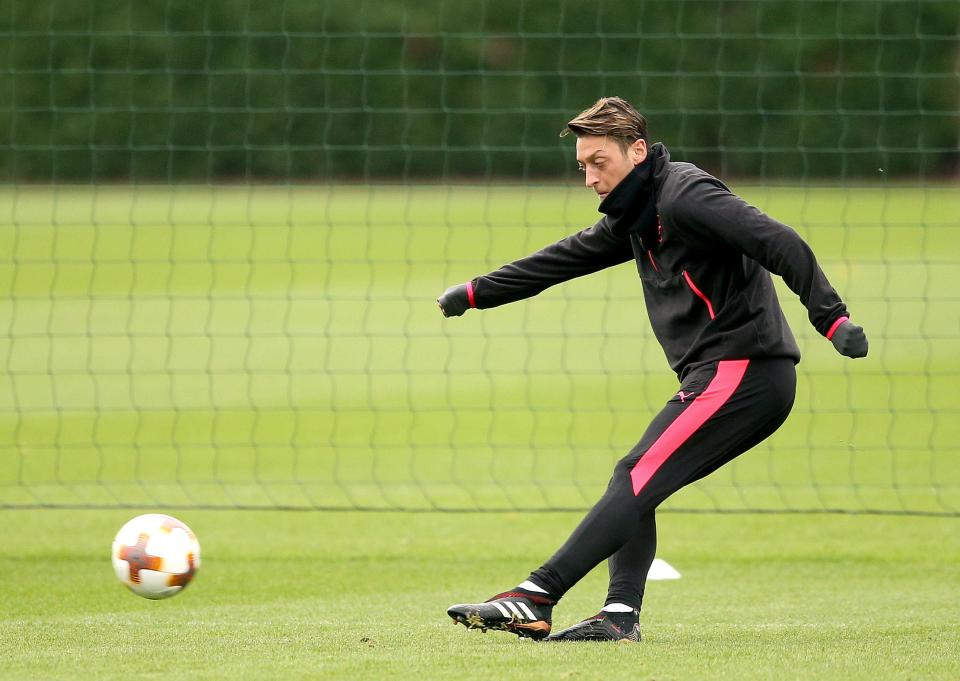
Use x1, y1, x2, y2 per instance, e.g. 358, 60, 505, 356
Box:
1, 509, 958, 680
0, 183, 958, 678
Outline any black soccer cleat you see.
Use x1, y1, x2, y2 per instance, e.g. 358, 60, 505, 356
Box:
545, 611, 641, 642
447, 592, 554, 641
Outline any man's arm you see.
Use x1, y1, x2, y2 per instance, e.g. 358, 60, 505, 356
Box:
438, 217, 633, 317
671, 177, 867, 358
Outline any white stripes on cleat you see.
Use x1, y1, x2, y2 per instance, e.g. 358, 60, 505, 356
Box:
491, 599, 538, 621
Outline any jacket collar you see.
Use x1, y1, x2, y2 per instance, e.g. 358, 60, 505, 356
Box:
596, 143, 668, 243
650, 142, 671, 190
597, 142, 669, 219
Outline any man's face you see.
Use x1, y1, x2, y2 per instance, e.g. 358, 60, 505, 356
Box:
575, 135, 648, 201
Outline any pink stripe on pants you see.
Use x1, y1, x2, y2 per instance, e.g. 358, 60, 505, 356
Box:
630, 360, 750, 495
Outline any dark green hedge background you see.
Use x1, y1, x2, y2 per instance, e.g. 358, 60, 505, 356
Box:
1, 0, 957, 181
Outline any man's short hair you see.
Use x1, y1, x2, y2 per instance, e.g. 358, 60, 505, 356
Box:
561, 97, 648, 152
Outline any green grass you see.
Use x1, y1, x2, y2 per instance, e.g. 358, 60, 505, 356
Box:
1, 183, 958, 513
0, 509, 958, 680
0, 180, 957, 678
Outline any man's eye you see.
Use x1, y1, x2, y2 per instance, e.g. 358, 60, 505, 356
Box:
577, 165, 585, 172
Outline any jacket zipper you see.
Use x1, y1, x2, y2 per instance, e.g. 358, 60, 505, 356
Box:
646, 250, 660, 273
682, 270, 716, 320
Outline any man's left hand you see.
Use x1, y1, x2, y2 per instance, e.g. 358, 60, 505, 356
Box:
831, 320, 868, 358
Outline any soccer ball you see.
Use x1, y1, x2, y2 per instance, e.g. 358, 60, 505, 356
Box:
111, 514, 201, 600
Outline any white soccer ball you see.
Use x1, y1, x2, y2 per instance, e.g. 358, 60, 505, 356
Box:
111, 514, 201, 600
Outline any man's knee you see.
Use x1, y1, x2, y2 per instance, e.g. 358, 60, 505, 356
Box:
608, 452, 643, 495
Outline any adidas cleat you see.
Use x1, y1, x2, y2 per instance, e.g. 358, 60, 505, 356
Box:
447, 592, 553, 641
546, 611, 641, 642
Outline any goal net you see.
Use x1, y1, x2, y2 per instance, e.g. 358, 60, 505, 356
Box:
2, 0, 958, 514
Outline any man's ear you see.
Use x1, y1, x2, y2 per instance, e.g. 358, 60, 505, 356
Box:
631, 139, 648, 165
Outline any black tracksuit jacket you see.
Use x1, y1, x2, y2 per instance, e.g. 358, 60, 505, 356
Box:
467, 143, 849, 378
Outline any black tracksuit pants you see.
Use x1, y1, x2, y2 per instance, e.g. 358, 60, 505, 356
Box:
528, 357, 797, 609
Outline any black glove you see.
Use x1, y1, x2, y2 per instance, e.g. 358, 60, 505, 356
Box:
437, 283, 471, 318
830, 319, 868, 358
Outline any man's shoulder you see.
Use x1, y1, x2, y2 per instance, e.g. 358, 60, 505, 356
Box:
660, 159, 726, 190
656, 159, 729, 217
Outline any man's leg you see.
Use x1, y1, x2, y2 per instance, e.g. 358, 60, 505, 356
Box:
525, 358, 795, 601
448, 358, 795, 640
599, 358, 796, 619
605, 509, 656, 611
547, 385, 794, 643
532, 510, 654, 643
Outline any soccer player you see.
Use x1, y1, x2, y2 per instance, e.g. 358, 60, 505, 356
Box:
436, 97, 868, 642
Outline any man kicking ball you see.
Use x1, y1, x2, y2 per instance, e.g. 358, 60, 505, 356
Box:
436, 97, 868, 642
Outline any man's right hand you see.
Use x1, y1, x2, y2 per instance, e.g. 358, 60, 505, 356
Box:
830, 319, 868, 358
437, 283, 471, 318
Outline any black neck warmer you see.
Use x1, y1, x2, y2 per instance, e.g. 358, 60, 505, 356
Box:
597, 154, 659, 246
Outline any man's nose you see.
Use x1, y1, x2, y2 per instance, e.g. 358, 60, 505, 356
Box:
584, 168, 599, 188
